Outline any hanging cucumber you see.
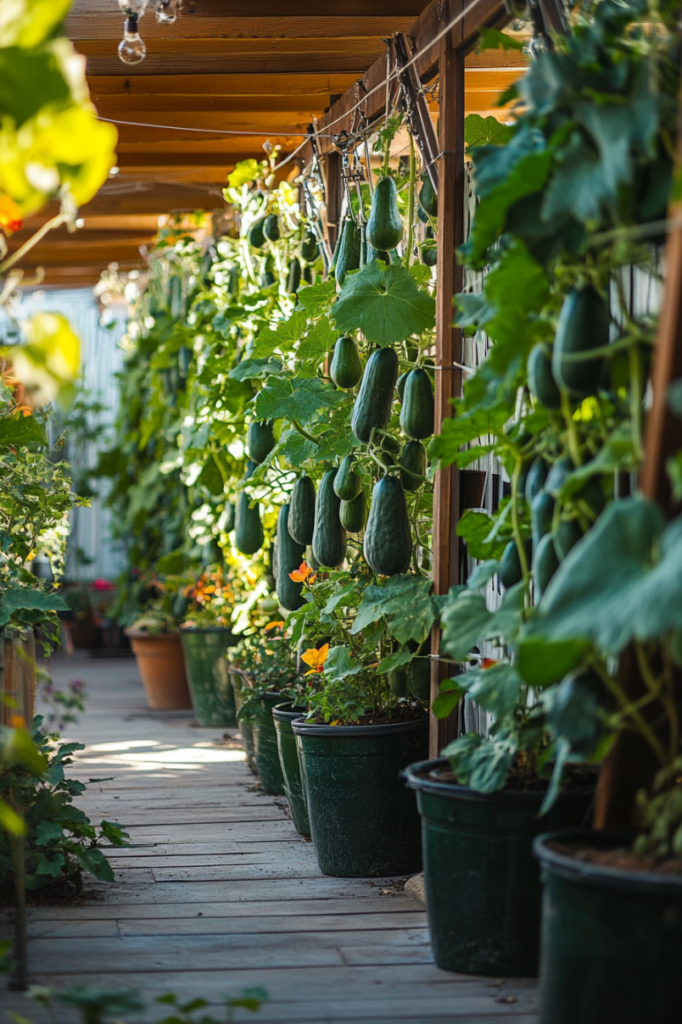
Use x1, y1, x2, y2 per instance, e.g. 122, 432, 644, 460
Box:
235, 491, 264, 555
288, 474, 316, 546
420, 225, 437, 267
200, 247, 214, 283
545, 456, 574, 497
527, 343, 561, 409
351, 346, 399, 443
287, 258, 302, 295
419, 171, 438, 217
389, 669, 409, 697
552, 286, 609, 398
330, 336, 363, 389
312, 469, 347, 568
364, 476, 412, 576
364, 224, 391, 266
248, 218, 266, 249
169, 275, 183, 319
263, 214, 280, 242
335, 218, 362, 287
302, 265, 313, 284
531, 491, 554, 549
533, 533, 559, 598
367, 176, 403, 252
408, 656, 431, 701
178, 345, 191, 378
223, 501, 235, 533
340, 490, 367, 534
400, 368, 434, 440
276, 505, 307, 612
553, 519, 583, 561
396, 372, 409, 403
301, 229, 318, 263
525, 458, 549, 505
334, 455, 362, 500
400, 440, 427, 492
498, 541, 527, 588
247, 420, 275, 464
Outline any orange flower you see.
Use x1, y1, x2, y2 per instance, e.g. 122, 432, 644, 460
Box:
265, 620, 285, 631
289, 562, 316, 584
481, 658, 498, 670
301, 644, 329, 676
0, 194, 22, 234
9, 714, 26, 729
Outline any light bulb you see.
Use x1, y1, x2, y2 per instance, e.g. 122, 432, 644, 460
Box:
118, 17, 146, 63
118, 0, 149, 15
156, 0, 177, 23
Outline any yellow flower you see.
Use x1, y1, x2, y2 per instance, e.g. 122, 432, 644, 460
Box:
301, 644, 329, 676
289, 562, 316, 584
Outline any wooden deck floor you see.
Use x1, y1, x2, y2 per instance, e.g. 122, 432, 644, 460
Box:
1, 654, 538, 1023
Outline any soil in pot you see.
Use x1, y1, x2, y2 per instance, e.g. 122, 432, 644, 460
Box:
534, 828, 682, 1024
273, 703, 310, 836
181, 628, 237, 727
230, 671, 256, 774
252, 692, 286, 795
292, 716, 428, 877
126, 630, 192, 710
403, 758, 596, 977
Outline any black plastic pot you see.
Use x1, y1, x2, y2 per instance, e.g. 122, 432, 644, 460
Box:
252, 692, 286, 795
534, 828, 682, 1024
403, 759, 595, 976
180, 628, 237, 727
292, 716, 428, 877
273, 703, 310, 836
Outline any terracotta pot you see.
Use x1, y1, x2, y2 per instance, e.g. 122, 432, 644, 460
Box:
1, 632, 36, 726
125, 630, 192, 710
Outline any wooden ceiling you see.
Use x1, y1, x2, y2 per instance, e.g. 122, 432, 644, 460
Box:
16, 0, 525, 289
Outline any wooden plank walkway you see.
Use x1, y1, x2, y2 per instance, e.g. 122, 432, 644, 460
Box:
1, 654, 538, 1023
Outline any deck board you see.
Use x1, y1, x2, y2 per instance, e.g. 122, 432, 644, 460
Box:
0, 654, 538, 1022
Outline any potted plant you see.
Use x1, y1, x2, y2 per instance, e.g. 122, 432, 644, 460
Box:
288, 565, 433, 878
179, 566, 239, 727
125, 601, 191, 711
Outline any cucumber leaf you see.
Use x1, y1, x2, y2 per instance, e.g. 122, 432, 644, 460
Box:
332, 261, 435, 345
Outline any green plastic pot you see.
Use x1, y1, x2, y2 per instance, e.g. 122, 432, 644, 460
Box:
273, 704, 310, 836
403, 759, 595, 976
230, 671, 256, 774
180, 628, 237, 727
534, 828, 682, 1023
252, 692, 286, 795
292, 716, 428, 877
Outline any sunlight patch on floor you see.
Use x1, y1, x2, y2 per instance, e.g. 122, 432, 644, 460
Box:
76, 746, 247, 771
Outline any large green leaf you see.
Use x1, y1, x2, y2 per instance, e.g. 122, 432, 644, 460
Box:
351, 575, 437, 645
441, 732, 516, 793
324, 646, 365, 681
254, 377, 344, 425
441, 582, 524, 662
332, 261, 435, 345
534, 497, 682, 654
0, 414, 48, 447
464, 114, 515, 149
0, 585, 68, 626
461, 662, 522, 719
516, 636, 591, 687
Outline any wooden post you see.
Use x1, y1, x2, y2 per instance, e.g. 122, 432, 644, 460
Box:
430, 0, 466, 758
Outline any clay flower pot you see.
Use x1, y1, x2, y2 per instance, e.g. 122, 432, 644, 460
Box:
125, 629, 192, 710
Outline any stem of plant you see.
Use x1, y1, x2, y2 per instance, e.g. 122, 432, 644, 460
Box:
560, 391, 582, 466
511, 454, 530, 594
628, 345, 644, 463
406, 132, 416, 268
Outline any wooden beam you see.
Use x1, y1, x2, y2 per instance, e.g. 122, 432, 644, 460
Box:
68, 17, 420, 41
78, 38, 389, 57
429, 0, 466, 759
88, 72, 359, 98
83, 53, 387, 76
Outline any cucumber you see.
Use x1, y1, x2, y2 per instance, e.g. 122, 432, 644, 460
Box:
288, 474, 316, 546
545, 456, 574, 497
248, 218, 266, 249
223, 501, 235, 533
552, 287, 609, 398
302, 265, 313, 284
312, 468, 347, 568
276, 504, 307, 611
531, 491, 554, 548
376, 433, 400, 467
400, 368, 434, 440
364, 225, 391, 266
301, 229, 318, 263
498, 540, 530, 588
235, 491, 264, 555
340, 490, 366, 533
334, 455, 362, 500
364, 476, 412, 576
178, 345, 191, 378
419, 172, 438, 217
263, 214, 280, 242
169, 275, 183, 319
330, 336, 363, 389
367, 176, 403, 252
351, 346, 399, 443
525, 458, 549, 505
389, 669, 409, 697
421, 226, 437, 268
400, 440, 427, 492
247, 420, 275, 464
335, 218, 362, 287
553, 519, 583, 561
533, 533, 559, 598
408, 656, 431, 701
396, 372, 409, 404
528, 343, 561, 409
287, 258, 301, 295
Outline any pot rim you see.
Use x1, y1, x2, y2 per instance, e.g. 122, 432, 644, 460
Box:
403, 758, 596, 803
291, 715, 429, 737
124, 628, 180, 640
273, 702, 308, 722
533, 827, 682, 894
180, 626, 238, 635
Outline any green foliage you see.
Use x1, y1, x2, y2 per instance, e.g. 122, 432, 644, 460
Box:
333, 261, 435, 345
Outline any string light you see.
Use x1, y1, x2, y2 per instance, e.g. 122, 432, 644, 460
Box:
116, 0, 181, 63
118, 16, 146, 64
